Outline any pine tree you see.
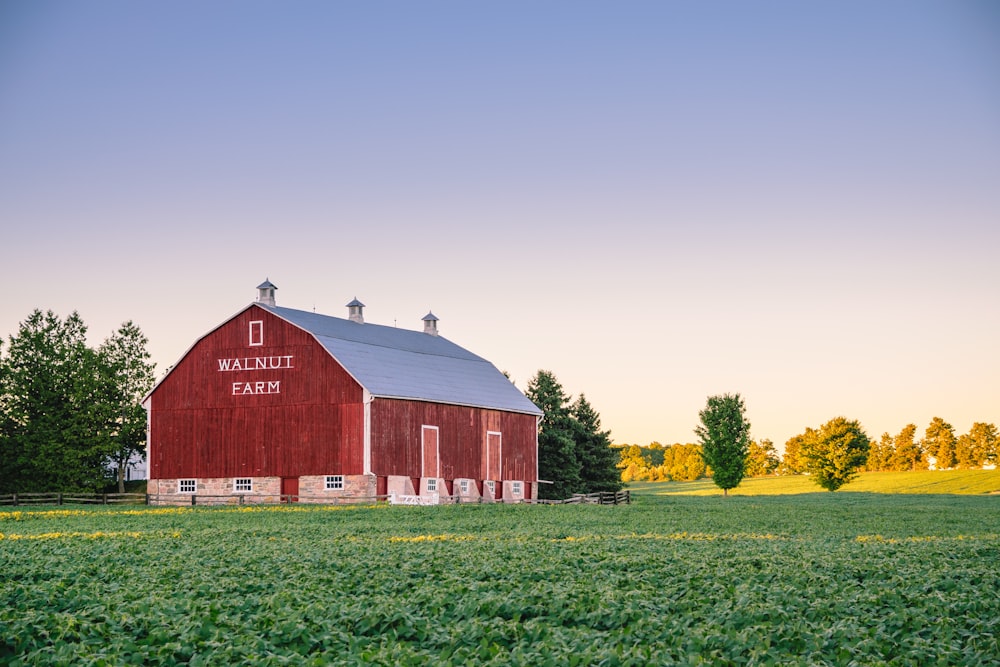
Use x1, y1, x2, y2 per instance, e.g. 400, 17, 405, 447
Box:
525, 370, 580, 500
571, 393, 622, 494
923, 417, 957, 470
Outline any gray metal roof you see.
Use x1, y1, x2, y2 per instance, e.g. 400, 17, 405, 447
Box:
262, 305, 542, 416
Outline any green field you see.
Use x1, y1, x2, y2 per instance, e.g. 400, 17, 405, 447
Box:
2, 484, 1000, 665
630, 469, 1000, 497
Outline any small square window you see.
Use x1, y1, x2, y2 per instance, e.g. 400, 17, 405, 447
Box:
325, 475, 344, 490
459, 479, 470, 494
179, 479, 196, 493
426, 478, 437, 492
234, 478, 252, 492
512, 481, 523, 496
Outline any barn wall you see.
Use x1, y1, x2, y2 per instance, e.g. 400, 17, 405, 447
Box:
369, 399, 538, 482
149, 306, 365, 479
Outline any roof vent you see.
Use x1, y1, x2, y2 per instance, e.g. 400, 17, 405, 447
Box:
347, 298, 365, 324
256, 279, 277, 307
422, 311, 439, 336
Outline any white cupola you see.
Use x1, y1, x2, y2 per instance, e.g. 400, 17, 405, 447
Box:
256, 279, 277, 306
347, 298, 366, 323
422, 311, 439, 336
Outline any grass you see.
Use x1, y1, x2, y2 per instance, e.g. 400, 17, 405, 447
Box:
2, 482, 1000, 665
629, 468, 1000, 496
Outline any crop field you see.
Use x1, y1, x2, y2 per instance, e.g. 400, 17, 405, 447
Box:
2, 492, 1000, 666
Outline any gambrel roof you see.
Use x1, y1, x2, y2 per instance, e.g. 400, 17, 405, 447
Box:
261, 305, 542, 416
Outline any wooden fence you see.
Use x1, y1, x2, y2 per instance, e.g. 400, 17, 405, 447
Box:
0, 492, 147, 506
1, 489, 630, 507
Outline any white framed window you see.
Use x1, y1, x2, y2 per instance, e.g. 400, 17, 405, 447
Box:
249, 321, 263, 347
459, 479, 470, 494
325, 475, 344, 490
179, 479, 196, 493
234, 478, 252, 492
485, 480, 495, 495
512, 481, 523, 496
426, 478, 437, 492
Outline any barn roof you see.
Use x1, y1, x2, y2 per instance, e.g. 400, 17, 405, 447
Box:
261, 305, 543, 416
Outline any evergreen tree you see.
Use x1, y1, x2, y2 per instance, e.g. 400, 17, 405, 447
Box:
0, 311, 108, 492
98, 322, 157, 492
525, 370, 580, 499
800, 417, 871, 491
695, 393, 750, 496
964, 422, 998, 467
570, 393, 622, 493
865, 432, 895, 472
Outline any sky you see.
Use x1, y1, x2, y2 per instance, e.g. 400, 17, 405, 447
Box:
2, 1, 998, 450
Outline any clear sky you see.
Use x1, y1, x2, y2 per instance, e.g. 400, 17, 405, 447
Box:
2, 1, 998, 450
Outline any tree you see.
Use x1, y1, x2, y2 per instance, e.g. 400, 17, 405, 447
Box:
526, 370, 580, 499
745, 438, 780, 477
695, 393, 750, 496
922, 417, 957, 470
800, 417, 871, 491
570, 394, 623, 494
890, 424, 922, 472
780, 430, 811, 475
865, 432, 895, 472
955, 422, 997, 469
98, 322, 156, 492
0, 310, 109, 492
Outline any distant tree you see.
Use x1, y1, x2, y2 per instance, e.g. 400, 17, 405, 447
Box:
662, 443, 706, 481
570, 393, 623, 494
890, 424, 923, 472
800, 417, 871, 491
922, 417, 957, 470
954, 422, 997, 469
745, 438, 780, 477
695, 393, 750, 496
779, 430, 811, 475
526, 370, 581, 499
865, 432, 895, 472
98, 322, 156, 492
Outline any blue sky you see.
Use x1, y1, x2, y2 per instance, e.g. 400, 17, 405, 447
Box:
2, 1, 998, 448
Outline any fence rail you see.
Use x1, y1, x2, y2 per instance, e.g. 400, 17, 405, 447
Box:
0, 492, 147, 506
1, 489, 630, 507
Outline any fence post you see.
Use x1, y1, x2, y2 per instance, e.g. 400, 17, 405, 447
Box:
191, 494, 197, 506
12, 493, 17, 506
58, 493, 63, 506
103, 493, 108, 505
145, 493, 150, 505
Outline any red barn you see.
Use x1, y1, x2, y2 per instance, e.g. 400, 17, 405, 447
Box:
143, 281, 542, 504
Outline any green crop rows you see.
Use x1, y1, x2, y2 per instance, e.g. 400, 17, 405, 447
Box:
2, 494, 999, 666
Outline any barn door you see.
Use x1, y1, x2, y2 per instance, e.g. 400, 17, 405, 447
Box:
422, 426, 439, 495
486, 431, 502, 498
281, 477, 299, 503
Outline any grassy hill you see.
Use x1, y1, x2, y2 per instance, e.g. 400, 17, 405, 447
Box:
629, 468, 1000, 496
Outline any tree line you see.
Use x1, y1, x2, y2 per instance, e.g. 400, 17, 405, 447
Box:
615, 393, 998, 494
0, 310, 156, 493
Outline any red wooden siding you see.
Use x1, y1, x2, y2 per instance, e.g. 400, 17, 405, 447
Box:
149, 306, 365, 479
421, 426, 439, 478
370, 399, 537, 481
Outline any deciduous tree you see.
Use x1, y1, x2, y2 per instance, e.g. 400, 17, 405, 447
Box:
800, 417, 871, 491
695, 393, 750, 496
746, 438, 780, 477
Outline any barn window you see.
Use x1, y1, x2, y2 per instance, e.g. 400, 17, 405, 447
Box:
249, 320, 263, 346
179, 479, 196, 493
426, 478, 437, 492
485, 480, 495, 495
512, 481, 523, 496
325, 475, 344, 490
234, 478, 252, 492
459, 479, 470, 494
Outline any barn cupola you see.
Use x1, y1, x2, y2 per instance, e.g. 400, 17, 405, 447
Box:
347, 298, 366, 324
422, 311, 439, 336
256, 279, 277, 307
